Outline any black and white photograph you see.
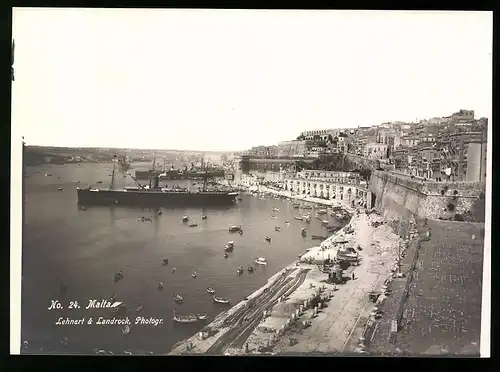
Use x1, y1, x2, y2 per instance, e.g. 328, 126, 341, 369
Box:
10, 8, 491, 356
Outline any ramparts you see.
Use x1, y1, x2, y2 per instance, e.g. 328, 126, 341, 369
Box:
370, 170, 485, 222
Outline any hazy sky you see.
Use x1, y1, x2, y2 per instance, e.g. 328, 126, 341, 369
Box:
12, 9, 492, 151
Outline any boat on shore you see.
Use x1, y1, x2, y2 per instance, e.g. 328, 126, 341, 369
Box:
213, 296, 231, 304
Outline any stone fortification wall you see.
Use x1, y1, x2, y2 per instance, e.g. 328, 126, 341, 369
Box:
370, 170, 485, 222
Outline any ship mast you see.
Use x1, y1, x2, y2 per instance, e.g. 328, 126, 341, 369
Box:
110, 155, 117, 190
202, 156, 208, 192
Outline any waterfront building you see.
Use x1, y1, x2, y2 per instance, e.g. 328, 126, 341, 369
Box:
282, 170, 372, 208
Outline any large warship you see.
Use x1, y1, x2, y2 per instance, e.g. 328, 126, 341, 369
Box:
77, 155, 238, 207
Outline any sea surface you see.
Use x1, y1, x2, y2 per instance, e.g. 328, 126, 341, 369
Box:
21, 162, 347, 355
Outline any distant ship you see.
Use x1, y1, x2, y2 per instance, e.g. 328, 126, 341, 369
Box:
77, 155, 238, 207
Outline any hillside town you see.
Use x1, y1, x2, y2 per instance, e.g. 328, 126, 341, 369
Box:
243, 110, 488, 183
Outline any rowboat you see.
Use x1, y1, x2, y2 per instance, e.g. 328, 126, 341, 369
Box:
213, 296, 231, 304
255, 257, 267, 266
172, 311, 208, 324
173, 294, 184, 303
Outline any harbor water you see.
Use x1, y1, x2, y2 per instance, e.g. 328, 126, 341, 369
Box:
21, 162, 348, 354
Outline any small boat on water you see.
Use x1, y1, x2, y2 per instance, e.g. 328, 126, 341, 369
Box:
311, 235, 327, 240
158, 281, 164, 289
96, 180, 103, 184
213, 296, 231, 304
136, 304, 143, 313
172, 311, 207, 324
255, 257, 267, 266
224, 244, 234, 252
182, 216, 189, 223
172, 267, 177, 273
227, 241, 234, 248
265, 236, 271, 243
224, 252, 229, 258
248, 265, 254, 273
122, 325, 130, 335
294, 216, 303, 221
192, 271, 198, 278
229, 225, 242, 232
188, 224, 198, 228
301, 228, 307, 237
162, 258, 169, 265
207, 287, 216, 294
237, 266, 244, 275
271, 216, 278, 219
275, 226, 281, 232
45, 173, 52, 177
272, 207, 279, 212
57, 187, 64, 191
114, 270, 124, 282
156, 210, 162, 215
322, 220, 329, 226
202, 215, 208, 220
174, 294, 184, 303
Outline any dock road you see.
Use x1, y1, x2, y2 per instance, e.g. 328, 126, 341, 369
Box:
205, 267, 310, 355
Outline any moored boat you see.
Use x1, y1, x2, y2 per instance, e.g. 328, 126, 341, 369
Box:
311, 235, 327, 240
224, 244, 234, 252
173, 294, 184, 303
228, 225, 242, 232
255, 257, 267, 266
213, 296, 231, 304
172, 311, 206, 324
237, 266, 244, 275
182, 216, 189, 223
188, 223, 198, 227
207, 287, 215, 294
294, 216, 303, 221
